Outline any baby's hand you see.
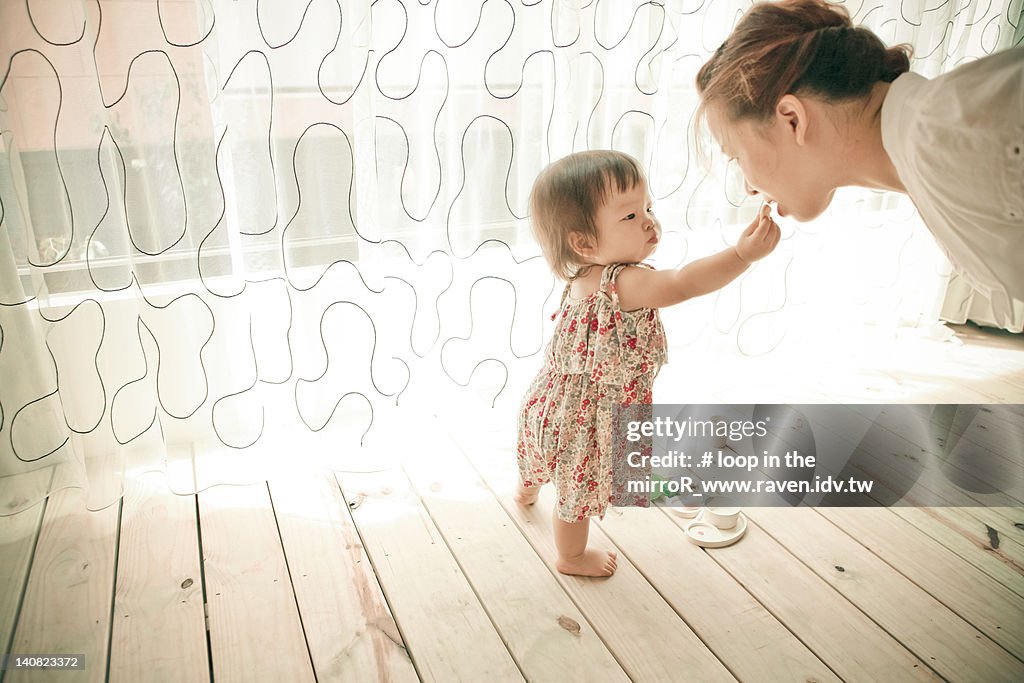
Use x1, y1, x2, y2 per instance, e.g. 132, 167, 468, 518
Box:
735, 203, 781, 264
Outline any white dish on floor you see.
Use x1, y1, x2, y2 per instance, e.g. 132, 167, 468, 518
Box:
704, 501, 741, 529
672, 504, 702, 519
684, 511, 748, 548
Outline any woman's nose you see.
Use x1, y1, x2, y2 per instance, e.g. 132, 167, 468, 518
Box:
745, 180, 759, 196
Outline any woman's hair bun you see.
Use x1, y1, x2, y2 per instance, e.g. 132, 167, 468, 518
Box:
881, 45, 912, 82
696, 0, 912, 123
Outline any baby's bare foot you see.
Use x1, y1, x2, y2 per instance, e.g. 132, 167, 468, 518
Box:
514, 484, 538, 506
556, 549, 618, 577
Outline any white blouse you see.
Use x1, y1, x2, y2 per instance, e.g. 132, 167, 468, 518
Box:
881, 47, 1024, 331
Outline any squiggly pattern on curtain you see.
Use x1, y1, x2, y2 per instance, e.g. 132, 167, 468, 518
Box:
0, 0, 1019, 507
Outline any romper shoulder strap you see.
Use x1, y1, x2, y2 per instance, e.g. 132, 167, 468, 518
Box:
598, 264, 622, 303
550, 281, 572, 321
598, 262, 651, 307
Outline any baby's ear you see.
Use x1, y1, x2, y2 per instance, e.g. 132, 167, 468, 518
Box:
568, 231, 593, 257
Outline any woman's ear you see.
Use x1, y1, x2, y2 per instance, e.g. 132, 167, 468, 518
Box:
568, 231, 594, 257
776, 94, 808, 146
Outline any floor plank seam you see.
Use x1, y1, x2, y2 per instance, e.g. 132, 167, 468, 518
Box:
777, 407, 1021, 514
265, 480, 320, 683
918, 508, 1024, 579
893, 509, 1024, 601
859, 412, 1024, 508
0, 492, 49, 683
438, 415, 655, 681
396, 461, 530, 682
956, 505, 1024, 535
739, 512, 950, 681
330, 471, 424, 683
592, 514, 743, 682
192, 491, 216, 683
959, 509, 1024, 555
652, 504, 846, 683
900, 503, 1024, 565
104, 497, 124, 683
812, 506, 1024, 666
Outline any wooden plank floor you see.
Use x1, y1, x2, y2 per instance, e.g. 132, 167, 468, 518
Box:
1, 323, 1023, 682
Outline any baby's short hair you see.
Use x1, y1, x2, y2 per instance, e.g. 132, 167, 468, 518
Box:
529, 150, 646, 280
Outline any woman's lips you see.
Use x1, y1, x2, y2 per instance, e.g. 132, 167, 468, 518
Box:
764, 198, 783, 217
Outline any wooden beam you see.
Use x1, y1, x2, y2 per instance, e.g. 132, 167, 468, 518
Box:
400, 420, 631, 682
747, 506, 1024, 681
198, 482, 315, 683
336, 467, 523, 682
109, 471, 208, 683
268, 469, 418, 682
7, 480, 119, 683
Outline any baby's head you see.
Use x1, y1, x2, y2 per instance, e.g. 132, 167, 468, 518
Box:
530, 150, 651, 280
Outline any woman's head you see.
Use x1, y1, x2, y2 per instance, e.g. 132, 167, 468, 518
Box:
695, 0, 911, 220
530, 150, 658, 280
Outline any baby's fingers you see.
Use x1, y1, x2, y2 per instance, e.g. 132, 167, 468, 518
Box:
750, 219, 780, 258
741, 217, 760, 237
768, 221, 781, 249
753, 215, 775, 241
743, 203, 772, 235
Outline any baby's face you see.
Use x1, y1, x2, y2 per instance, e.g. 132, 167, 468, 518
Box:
708, 104, 835, 222
588, 181, 661, 264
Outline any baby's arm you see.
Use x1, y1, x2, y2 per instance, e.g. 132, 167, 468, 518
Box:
616, 204, 780, 311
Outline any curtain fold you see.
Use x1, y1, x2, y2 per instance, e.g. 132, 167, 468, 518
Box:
1, 0, 1020, 514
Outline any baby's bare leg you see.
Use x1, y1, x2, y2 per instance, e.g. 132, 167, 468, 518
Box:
552, 508, 617, 577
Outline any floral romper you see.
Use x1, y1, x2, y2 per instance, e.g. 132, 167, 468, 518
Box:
516, 262, 668, 522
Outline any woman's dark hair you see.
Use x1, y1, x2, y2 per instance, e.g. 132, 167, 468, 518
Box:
696, 0, 912, 124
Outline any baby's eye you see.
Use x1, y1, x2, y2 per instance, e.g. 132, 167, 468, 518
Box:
624, 213, 636, 220
647, 206, 655, 214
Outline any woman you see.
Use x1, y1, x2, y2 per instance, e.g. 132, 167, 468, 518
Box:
695, 0, 1023, 330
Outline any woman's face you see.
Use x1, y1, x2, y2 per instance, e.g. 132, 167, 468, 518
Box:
707, 102, 836, 222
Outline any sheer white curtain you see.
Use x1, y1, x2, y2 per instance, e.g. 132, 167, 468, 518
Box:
1, 0, 1020, 513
